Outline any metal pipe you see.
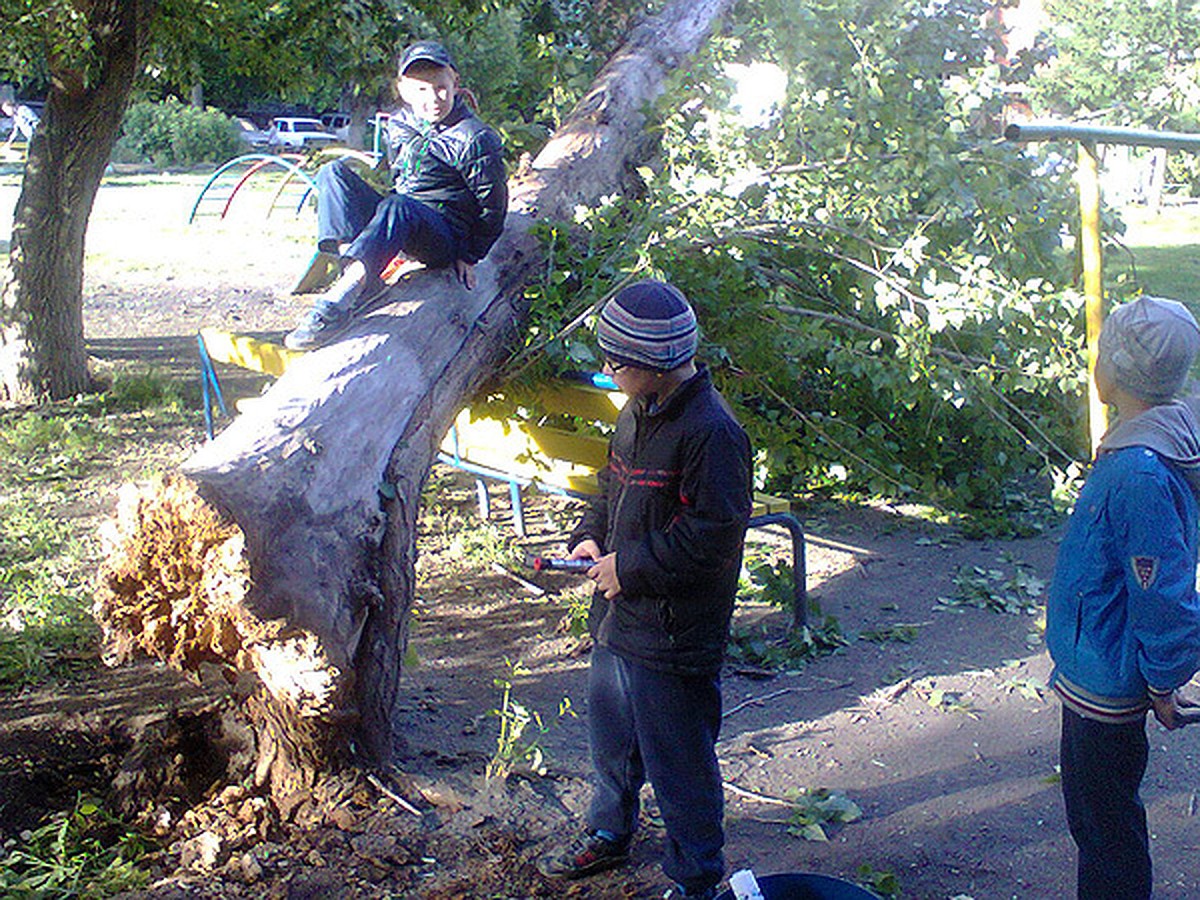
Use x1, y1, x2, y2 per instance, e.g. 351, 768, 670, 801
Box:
1005, 122, 1200, 152
1006, 121, 1200, 454
747, 512, 808, 632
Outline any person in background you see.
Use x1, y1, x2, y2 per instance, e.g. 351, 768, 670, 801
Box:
1046, 295, 1200, 899
2, 98, 39, 147
285, 40, 507, 351
540, 280, 752, 900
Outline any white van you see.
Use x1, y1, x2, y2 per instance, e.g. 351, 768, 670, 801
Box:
268, 117, 338, 150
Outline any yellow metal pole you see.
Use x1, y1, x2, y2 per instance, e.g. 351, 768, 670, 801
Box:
1078, 141, 1106, 454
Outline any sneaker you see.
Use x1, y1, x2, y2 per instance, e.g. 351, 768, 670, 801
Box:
283, 304, 350, 351
538, 829, 630, 880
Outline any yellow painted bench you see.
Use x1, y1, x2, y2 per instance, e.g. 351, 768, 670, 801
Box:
196, 328, 807, 627
438, 379, 790, 524
0, 142, 28, 165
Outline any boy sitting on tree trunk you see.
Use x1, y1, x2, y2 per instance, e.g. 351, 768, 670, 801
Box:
285, 40, 507, 351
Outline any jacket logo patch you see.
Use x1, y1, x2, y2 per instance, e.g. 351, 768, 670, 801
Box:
1132, 556, 1159, 590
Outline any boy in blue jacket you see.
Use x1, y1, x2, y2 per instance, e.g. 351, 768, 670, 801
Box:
1047, 295, 1200, 899
540, 280, 752, 899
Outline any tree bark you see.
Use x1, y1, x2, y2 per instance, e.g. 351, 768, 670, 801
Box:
95, 0, 735, 800
0, 1, 158, 403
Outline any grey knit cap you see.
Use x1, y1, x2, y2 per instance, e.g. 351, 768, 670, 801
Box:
1096, 295, 1200, 403
596, 280, 698, 371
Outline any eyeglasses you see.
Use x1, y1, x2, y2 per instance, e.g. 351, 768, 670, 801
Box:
604, 359, 630, 374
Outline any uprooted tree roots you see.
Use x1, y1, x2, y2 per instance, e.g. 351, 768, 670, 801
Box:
94, 474, 351, 821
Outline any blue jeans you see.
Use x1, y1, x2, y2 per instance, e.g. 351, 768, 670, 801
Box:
1060, 707, 1151, 899
315, 159, 459, 276
586, 645, 724, 895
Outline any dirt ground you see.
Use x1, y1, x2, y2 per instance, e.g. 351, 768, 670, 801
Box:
5, 172, 1200, 900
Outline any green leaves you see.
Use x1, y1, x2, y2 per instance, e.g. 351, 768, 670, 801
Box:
784, 787, 862, 841
486, 657, 575, 780
516, 0, 1089, 514
0, 794, 151, 897
1031, 0, 1200, 130
938, 556, 1045, 615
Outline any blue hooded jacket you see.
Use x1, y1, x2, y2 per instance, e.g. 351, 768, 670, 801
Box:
1047, 402, 1200, 722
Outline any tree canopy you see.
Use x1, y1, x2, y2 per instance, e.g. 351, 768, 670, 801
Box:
510, 0, 1084, 522
1030, 0, 1200, 129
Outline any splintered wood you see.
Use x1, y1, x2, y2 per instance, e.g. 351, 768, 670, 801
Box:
94, 474, 338, 715
95, 474, 259, 670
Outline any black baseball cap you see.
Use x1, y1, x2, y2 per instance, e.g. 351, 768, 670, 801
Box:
399, 41, 456, 74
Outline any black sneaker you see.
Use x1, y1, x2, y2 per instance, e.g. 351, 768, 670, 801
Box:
538, 829, 630, 879
283, 304, 350, 351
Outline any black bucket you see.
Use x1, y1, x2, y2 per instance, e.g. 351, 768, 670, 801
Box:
714, 872, 881, 900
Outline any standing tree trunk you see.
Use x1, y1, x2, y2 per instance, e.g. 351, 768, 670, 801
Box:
0, 0, 158, 403
95, 0, 735, 804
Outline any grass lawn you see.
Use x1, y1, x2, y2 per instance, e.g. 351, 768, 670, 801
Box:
1110, 202, 1200, 307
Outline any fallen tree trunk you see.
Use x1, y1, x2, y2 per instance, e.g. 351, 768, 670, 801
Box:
95, 0, 735, 805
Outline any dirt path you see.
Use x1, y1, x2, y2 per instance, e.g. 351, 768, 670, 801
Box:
5, 173, 1200, 899
392, 496, 1200, 900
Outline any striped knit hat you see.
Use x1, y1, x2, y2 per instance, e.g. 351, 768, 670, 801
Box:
596, 280, 698, 371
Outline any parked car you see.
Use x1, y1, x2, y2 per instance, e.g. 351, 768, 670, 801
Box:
268, 117, 338, 150
236, 117, 270, 149
320, 112, 351, 143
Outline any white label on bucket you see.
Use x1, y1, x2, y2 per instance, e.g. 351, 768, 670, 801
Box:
729, 869, 765, 900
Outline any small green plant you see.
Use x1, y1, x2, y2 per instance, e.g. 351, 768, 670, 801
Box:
937, 554, 1044, 615
728, 599, 847, 670
855, 863, 901, 898
0, 795, 151, 897
859, 623, 920, 644
555, 583, 592, 639
739, 555, 797, 609
101, 370, 186, 414
0, 621, 95, 687
784, 788, 862, 841
447, 521, 522, 570
486, 658, 575, 780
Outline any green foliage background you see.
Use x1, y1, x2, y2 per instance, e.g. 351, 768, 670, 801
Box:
1029, 0, 1200, 130
513, 0, 1089, 514
112, 99, 244, 167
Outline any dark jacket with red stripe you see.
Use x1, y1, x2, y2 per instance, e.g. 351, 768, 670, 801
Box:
569, 366, 752, 676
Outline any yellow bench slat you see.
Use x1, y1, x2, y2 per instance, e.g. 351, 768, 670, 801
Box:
526, 381, 625, 424
200, 327, 303, 378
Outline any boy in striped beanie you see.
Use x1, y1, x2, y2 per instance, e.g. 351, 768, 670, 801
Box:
540, 280, 753, 899
1047, 295, 1200, 899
